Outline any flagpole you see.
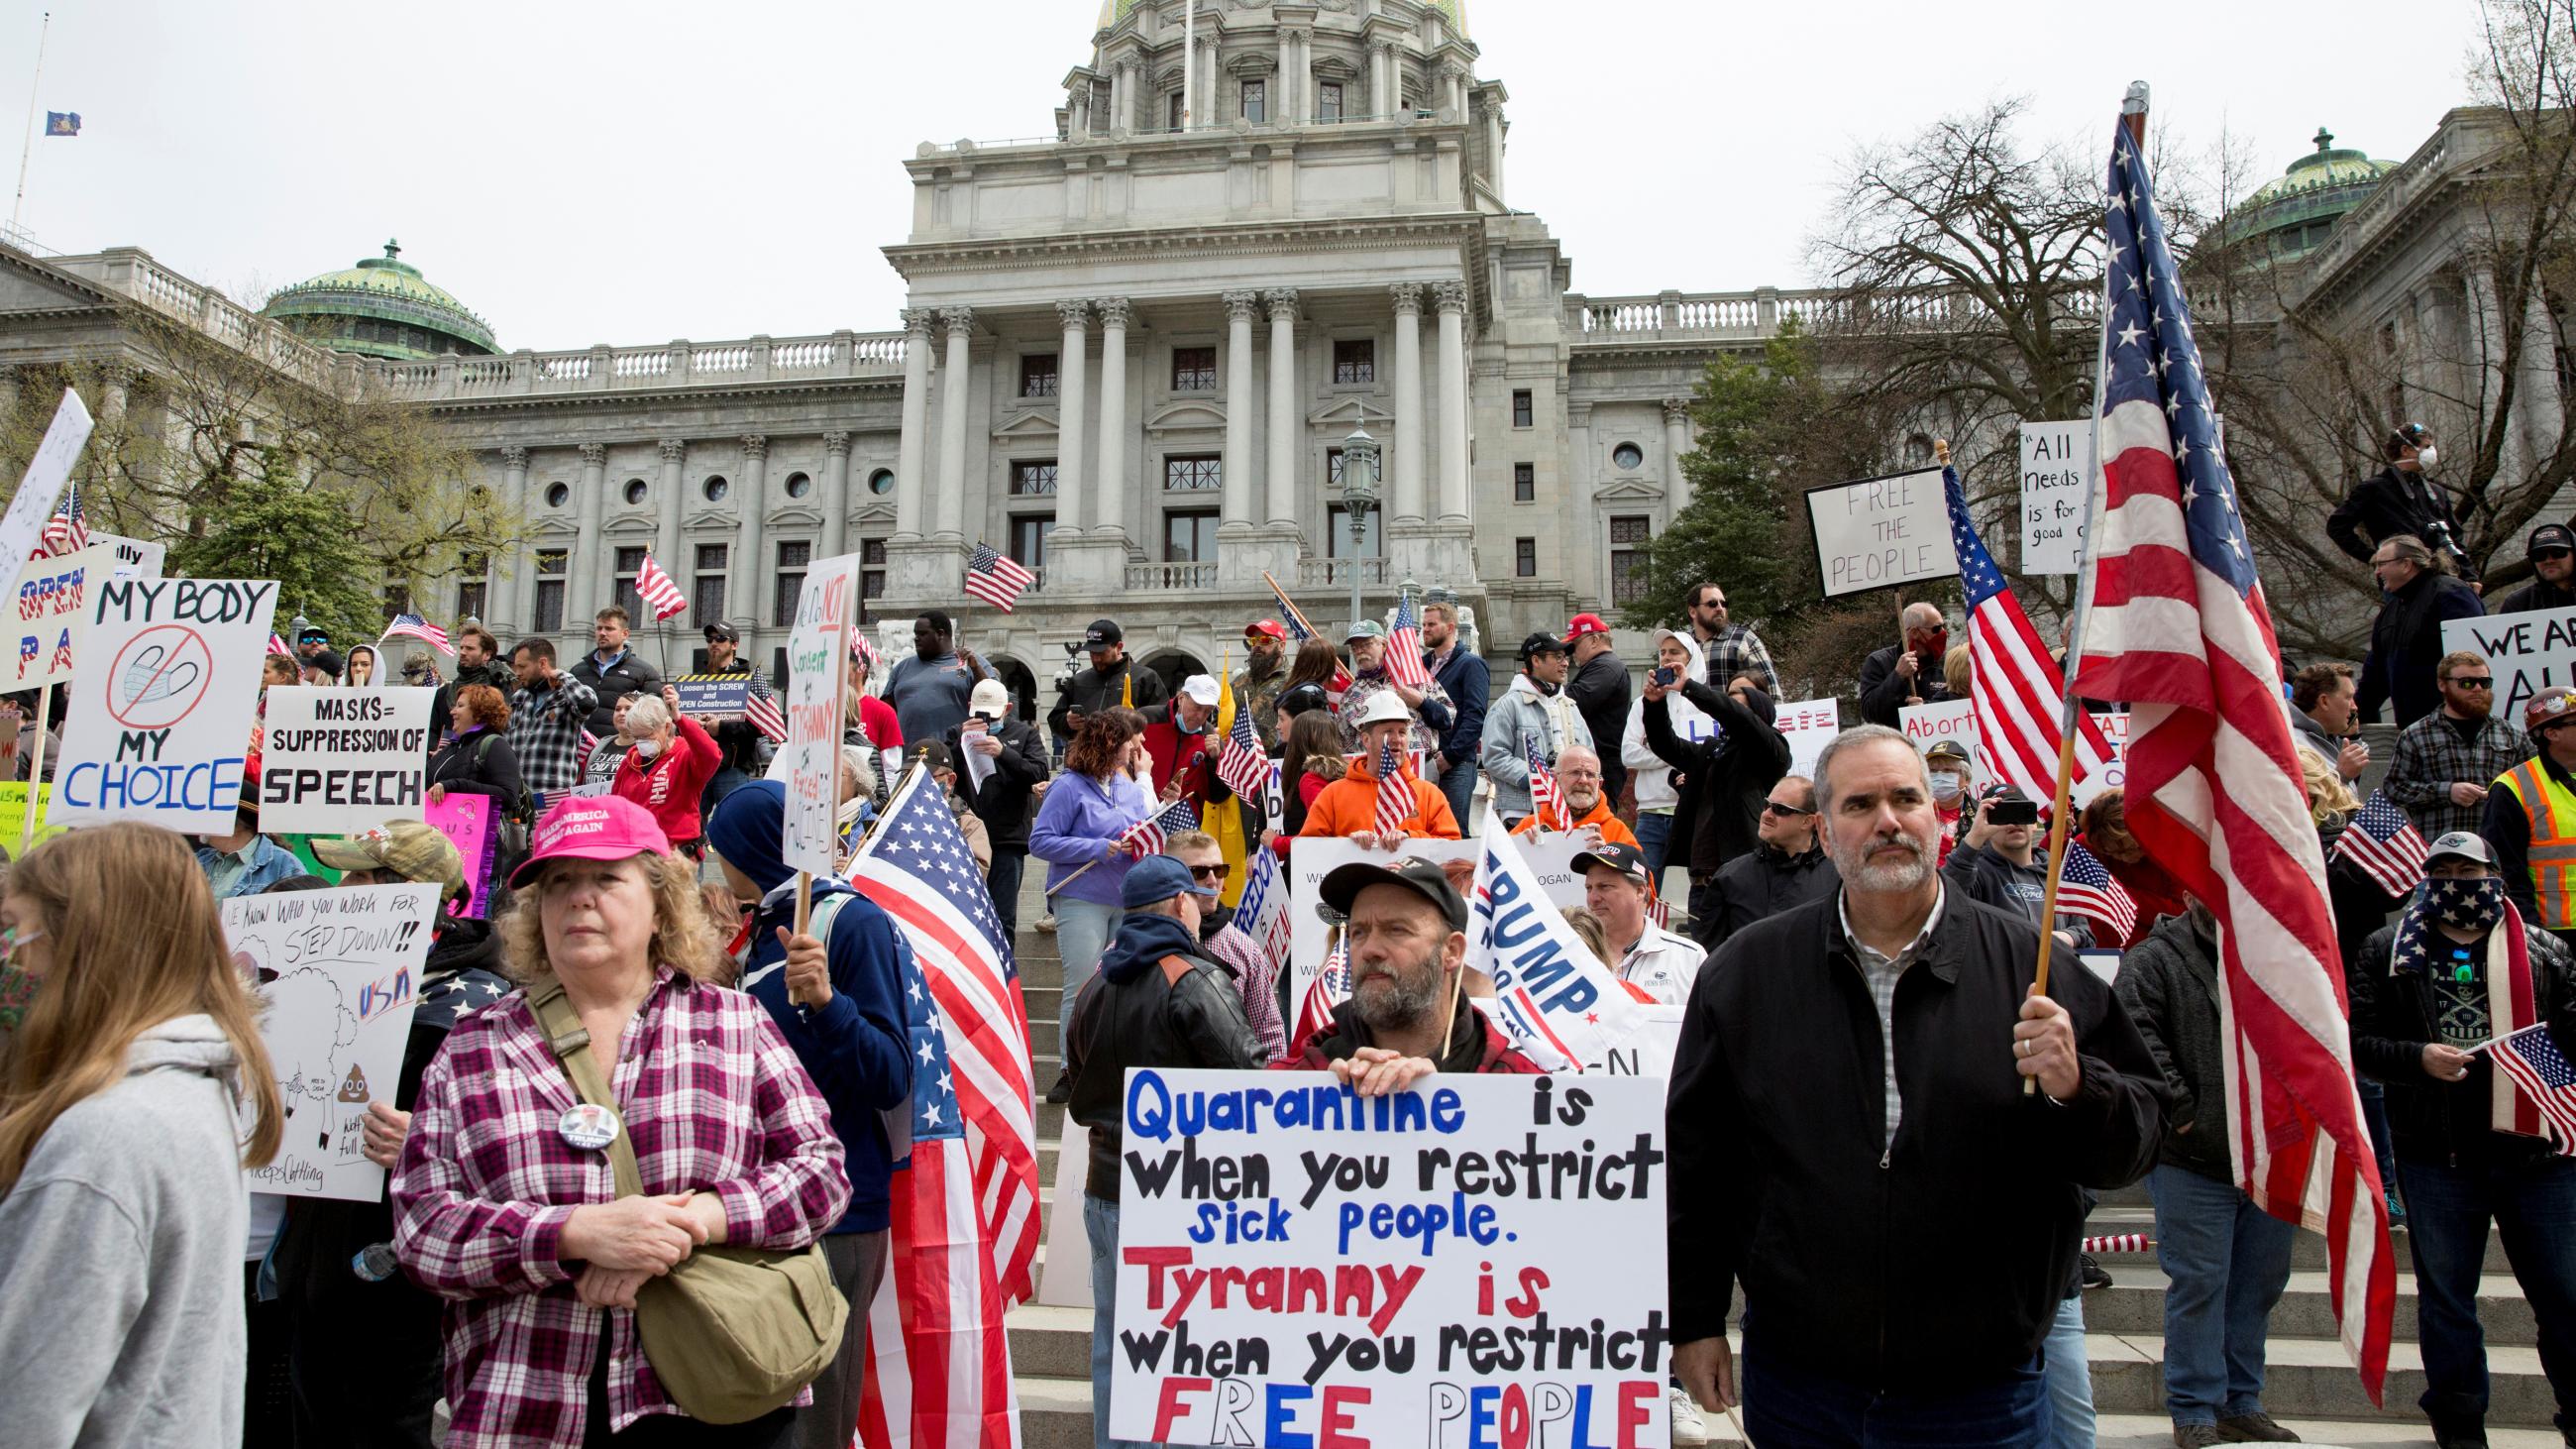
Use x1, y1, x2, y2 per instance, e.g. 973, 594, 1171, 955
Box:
17, 683, 50, 856
1260, 569, 1320, 639
9, 12, 52, 242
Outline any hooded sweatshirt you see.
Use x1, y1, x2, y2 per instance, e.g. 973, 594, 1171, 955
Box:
706, 781, 915, 1234
1623, 630, 1711, 815
0, 1014, 258, 1447
1481, 672, 1593, 822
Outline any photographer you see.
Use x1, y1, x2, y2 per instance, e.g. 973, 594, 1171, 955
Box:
2330, 423, 2476, 587
1941, 783, 2093, 949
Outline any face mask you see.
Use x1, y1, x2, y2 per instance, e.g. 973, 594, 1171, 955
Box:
2428, 875, 2505, 935
0, 927, 44, 1034
634, 738, 664, 761
1930, 773, 1965, 804
2414, 445, 2439, 470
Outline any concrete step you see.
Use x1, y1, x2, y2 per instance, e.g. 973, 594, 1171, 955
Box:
2084, 1267, 2539, 1347
2089, 1206, 2515, 1276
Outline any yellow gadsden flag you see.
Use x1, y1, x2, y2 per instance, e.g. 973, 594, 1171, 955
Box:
1210, 644, 1250, 908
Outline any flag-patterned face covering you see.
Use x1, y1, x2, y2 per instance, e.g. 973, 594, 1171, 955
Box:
2429, 876, 2507, 936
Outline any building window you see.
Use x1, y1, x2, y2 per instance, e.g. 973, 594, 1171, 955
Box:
613, 546, 646, 623
1612, 442, 1645, 472
1514, 463, 1536, 502
1011, 460, 1059, 496
457, 579, 486, 620
1511, 390, 1534, 428
545, 482, 570, 508
381, 582, 411, 622
534, 550, 568, 632
1326, 503, 1381, 558
774, 540, 810, 627
622, 478, 647, 504
1011, 515, 1056, 573
1164, 509, 1220, 563
867, 468, 895, 495
1332, 338, 1375, 384
1317, 80, 1342, 123
1327, 448, 1344, 488
702, 475, 729, 502
1020, 353, 1059, 398
783, 471, 811, 500
1164, 455, 1222, 492
1168, 92, 1185, 131
1515, 537, 1537, 577
1609, 514, 1652, 605
859, 539, 888, 623
694, 543, 728, 627
1241, 79, 1266, 123
1171, 346, 1217, 391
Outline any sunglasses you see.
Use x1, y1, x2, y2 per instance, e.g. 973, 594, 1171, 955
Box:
2449, 677, 2495, 690
1187, 863, 1231, 883
2538, 550, 2574, 562
1762, 801, 1814, 817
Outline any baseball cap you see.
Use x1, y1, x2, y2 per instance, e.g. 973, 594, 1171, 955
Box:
1179, 674, 1222, 707
2530, 523, 2576, 558
1277, 683, 1330, 719
296, 625, 329, 643
1978, 781, 2032, 806
1352, 690, 1412, 727
1320, 856, 1469, 932
911, 740, 955, 773
968, 679, 1011, 719
507, 794, 673, 890
1345, 619, 1387, 642
703, 621, 741, 642
1572, 841, 1650, 886
1245, 619, 1288, 641
2424, 831, 2497, 868
311, 820, 467, 902
1925, 739, 1973, 765
1519, 631, 1567, 661
2527, 686, 2576, 734
1564, 613, 1612, 641
1083, 618, 1124, 649
1123, 853, 1218, 909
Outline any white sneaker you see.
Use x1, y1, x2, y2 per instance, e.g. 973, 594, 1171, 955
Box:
1667, 1385, 1711, 1446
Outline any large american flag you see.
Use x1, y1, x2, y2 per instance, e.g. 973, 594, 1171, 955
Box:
379, 613, 453, 656
2072, 100, 2394, 1399
962, 542, 1035, 613
848, 769, 1039, 1293
1119, 798, 1200, 858
1385, 592, 1433, 690
2487, 1023, 2576, 1159
1943, 465, 2116, 802
1216, 707, 1271, 802
2332, 790, 2428, 898
633, 551, 689, 622
2057, 838, 2139, 944
36, 481, 87, 557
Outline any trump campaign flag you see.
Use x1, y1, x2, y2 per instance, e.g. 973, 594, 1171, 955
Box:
1464, 811, 1649, 1071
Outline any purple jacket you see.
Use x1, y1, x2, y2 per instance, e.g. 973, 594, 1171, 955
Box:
1027, 770, 1152, 907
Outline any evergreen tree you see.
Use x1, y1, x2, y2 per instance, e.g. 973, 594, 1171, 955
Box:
165, 446, 383, 646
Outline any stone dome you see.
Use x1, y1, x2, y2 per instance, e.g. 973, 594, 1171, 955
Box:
2209, 128, 2395, 267
1097, 0, 1464, 34
263, 239, 498, 362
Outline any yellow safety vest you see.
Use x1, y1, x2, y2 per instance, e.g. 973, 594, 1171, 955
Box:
2497, 756, 2576, 929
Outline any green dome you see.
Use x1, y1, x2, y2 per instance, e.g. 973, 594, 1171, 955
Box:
263, 240, 498, 362
2209, 128, 2395, 267
1098, 0, 1464, 35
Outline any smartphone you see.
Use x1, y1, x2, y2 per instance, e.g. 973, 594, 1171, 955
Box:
1651, 666, 1677, 686
1986, 800, 2040, 827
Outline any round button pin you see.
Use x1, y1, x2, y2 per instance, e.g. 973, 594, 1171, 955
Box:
558, 1102, 620, 1152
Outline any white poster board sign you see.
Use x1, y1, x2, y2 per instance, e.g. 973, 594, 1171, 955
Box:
1899, 699, 2128, 807
6, 542, 110, 689
0, 390, 95, 602
1109, 1070, 1670, 1447
1898, 697, 1978, 762
1774, 696, 1843, 782
1288, 835, 1591, 1018
2072, 712, 2129, 809
87, 531, 166, 581
2445, 608, 2576, 722
2019, 420, 2092, 575
1804, 467, 1959, 598
255, 686, 437, 833
53, 577, 278, 829
231, 883, 437, 1203
782, 553, 864, 875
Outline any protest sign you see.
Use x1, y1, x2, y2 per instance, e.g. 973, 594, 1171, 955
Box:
424, 791, 499, 919
1465, 813, 1651, 1072
86, 531, 166, 581
2072, 711, 2129, 809
671, 672, 753, 719
0, 783, 64, 847
2019, 419, 2092, 574
1804, 467, 1958, 598
1899, 699, 2127, 806
783, 553, 864, 876
53, 577, 278, 829
2446, 607, 2576, 720
1288, 835, 1590, 1020
1899, 697, 1977, 758
231, 883, 437, 1203
0, 390, 94, 602
6, 542, 108, 689
1774, 696, 1842, 781
1110, 1069, 1670, 1447
256, 686, 435, 833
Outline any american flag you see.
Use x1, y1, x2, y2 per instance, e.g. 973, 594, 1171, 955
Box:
1526, 734, 1568, 833
37, 482, 87, 557
1119, 798, 1200, 858
853, 631, 883, 675
632, 551, 689, 622
1943, 465, 2116, 802
848, 767, 1040, 1437
1266, 576, 1316, 642
1385, 592, 1433, 691
2332, 790, 2428, 898
2072, 97, 2394, 1400
743, 673, 788, 744
1216, 707, 1271, 802
2487, 1024, 2576, 1159
2057, 838, 2139, 944
962, 542, 1035, 613
378, 613, 453, 656
1296, 937, 1351, 1048
1371, 740, 1415, 837
268, 633, 290, 657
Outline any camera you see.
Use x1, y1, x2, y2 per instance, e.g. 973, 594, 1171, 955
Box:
1651, 666, 1677, 687
1985, 799, 2040, 827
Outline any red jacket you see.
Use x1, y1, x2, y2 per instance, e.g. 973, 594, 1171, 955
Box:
857, 695, 902, 752
1270, 997, 1543, 1074
613, 714, 720, 844
1142, 719, 1214, 802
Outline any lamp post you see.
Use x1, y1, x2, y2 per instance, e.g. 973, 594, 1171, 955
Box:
1341, 427, 1381, 634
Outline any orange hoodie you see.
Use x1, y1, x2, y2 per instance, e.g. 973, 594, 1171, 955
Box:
1297, 752, 1461, 840
1508, 794, 1641, 851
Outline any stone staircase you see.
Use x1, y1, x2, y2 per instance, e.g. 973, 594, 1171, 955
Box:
997, 876, 2564, 1448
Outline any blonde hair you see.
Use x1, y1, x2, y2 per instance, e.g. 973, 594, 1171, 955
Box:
1944, 643, 1973, 700
2300, 746, 2359, 824
0, 824, 282, 1193
499, 850, 732, 988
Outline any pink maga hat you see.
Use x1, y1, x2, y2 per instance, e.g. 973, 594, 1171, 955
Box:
507, 793, 674, 890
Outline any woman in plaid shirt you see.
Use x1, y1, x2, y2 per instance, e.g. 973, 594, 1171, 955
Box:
392, 796, 849, 1448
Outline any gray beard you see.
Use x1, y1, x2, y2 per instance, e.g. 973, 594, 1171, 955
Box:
1831, 833, 1932, 893
1350, 949, 1442, 1036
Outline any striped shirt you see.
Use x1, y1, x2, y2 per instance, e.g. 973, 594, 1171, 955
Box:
1838, 886, 1947, 1150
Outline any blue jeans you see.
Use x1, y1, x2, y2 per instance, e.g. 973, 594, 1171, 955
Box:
1742, 1332, 2051, 1448
2397, 1153, 2576, 1434
2149, 1163, 2294, 1426
1085, 1195, 1157, 1449
2041, 1293, 2092, 1448
2360, 1078, 2400, 1202
1054, 898, 1123, 1057
1435, 753, 1478, 836
1636, 810, 1674, 885
984, 847, 1025, 940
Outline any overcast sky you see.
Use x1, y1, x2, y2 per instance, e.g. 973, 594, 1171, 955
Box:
2, 0, 2485, 352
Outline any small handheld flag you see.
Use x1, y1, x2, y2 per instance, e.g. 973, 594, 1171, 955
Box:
1119, 799, 1199, 859
633, 552, 690, 623
1371, 740, 1414, 838
1386, 592, 1433, 691
379, 613, 454, 656
964, 542, 1036, 613
2485, 1024, 2576, 1159
2333, 790, 2429, 898
1526, 734, 1567, 833
2057, 839, 2139, 943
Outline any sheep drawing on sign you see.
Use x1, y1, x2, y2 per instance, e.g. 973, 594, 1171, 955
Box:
261, 963, 361, 1159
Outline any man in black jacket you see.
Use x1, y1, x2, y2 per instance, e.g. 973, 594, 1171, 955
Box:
1064, 855, 1263, 1449
1857, 602, 1955, 727
2360, 536, 2488, 726
2330, 423, 2475, 585
1564, 613, 1632, 806
1047, 617, 1168, 738
2350, 832, 2576, 1449
1699, 774, 1839, 948
695, 620, 779, 823
570, 606, 665, 739
1643, 670, 1790, 941
2488, 522, 2576, 617
945, 679, 1049, 938
1668, 724, 2161, 1444
425, 623, 512, 757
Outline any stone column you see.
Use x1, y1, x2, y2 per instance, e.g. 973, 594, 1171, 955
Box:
1368, 44, 1387, 117
895, 308, 935, 540
1662, 399, 1691, 519
655, 438, 686, 574
1054, 299, 1091, 537
571, 443, 607, 624
1281, 28, 1307, 123
1264, 288, 1301, 527
1109, 59, 1130, 135
935, 308, 975, 541
491, 446, 530, 629
733, 434, 770, 628
1391, 282, 1426, 524
1435, 279, 1470, 523
821, 432, 852, 560
1094, 298, 1131, 532
1222, 290, 1261, 532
